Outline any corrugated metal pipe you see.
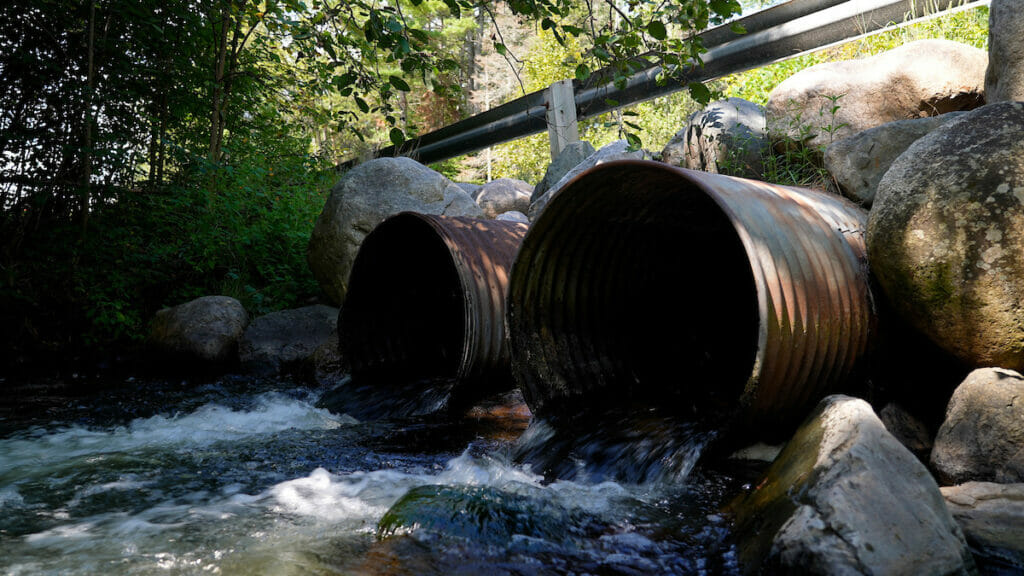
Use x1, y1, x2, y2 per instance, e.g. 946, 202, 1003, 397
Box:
507, 160, 874, 440
338, 212, 528, 410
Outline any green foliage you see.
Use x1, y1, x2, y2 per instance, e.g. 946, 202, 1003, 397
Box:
3, 153, 332, 353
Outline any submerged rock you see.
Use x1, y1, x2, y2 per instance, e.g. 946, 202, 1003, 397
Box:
731, 395, 974, 575
377, 484, 604, 545
148, 295, 248, 366
931, 367, 1024, 485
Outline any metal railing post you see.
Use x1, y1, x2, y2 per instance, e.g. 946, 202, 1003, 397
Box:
546, 79, 579, 161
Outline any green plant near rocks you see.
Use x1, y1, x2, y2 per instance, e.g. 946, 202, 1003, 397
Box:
759, 94, 846, 189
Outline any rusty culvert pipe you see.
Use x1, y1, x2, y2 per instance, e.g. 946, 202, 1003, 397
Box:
507, 160, 873, 440
338, 212, 528, 408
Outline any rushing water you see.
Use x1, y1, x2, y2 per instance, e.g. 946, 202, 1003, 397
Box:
0, 374, 760, 575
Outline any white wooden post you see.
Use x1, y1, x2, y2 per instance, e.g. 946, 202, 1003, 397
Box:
546, 79, 579, 161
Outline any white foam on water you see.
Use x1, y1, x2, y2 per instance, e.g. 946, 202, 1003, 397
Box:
0, 393, 687, 576
264, 450, 637, 528
2, 447, 659, 576
0, 393, 354, 473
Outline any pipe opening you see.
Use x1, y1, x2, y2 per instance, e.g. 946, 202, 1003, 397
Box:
339, 214, 465, 385
509, 162, 759, 424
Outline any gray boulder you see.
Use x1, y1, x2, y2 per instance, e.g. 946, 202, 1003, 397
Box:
456, 182, 483, 200
309, 329, 346, 386
475, 178, 532, 219
767, 39, 987, 149
931, 367, 1024, 485
531, 140, 595, 203
238, 305, 338, 376
867, 102, 1024, 370
528, 140, 649, 220
663, 97, 767, 179
985, 0, 1024, 103
824, 113, 965, 207
879, 402, 933, 462
149, 296, 249, 365
732, 395, 975, 575
495, 210, 529, 224
942, 481, 1024, 569
307, 157, 483, 306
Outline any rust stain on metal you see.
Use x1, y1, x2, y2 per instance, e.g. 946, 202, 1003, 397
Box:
507, 160, 872, 439
339, 212, 527, 407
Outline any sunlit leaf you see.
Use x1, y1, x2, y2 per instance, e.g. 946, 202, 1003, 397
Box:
575, 63, 590, 82
625, 131, 642, 151
688, 81, 712, 105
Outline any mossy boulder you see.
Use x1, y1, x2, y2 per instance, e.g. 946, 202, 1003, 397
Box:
867, 102, 1024, 370
377, 484, 603, 545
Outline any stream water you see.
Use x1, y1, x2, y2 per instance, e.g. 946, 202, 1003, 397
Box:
0, 374, 761, 575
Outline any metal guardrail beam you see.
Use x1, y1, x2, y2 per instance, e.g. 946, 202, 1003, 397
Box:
575, 0, 990, 120
341, 0, 988, 169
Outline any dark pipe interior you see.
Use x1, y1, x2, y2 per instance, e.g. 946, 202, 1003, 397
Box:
339, 215, 465, 385
619, 188, 759, 414
516, 166, 760, 423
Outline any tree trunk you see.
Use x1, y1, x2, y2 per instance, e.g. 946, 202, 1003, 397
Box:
81, 0, 96, 234
208, 2, 230, 163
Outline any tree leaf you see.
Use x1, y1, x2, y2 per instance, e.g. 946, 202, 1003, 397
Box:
575, 63, 590, 82
390, 127, 405, 147
389, 75, 411, 91
647, 20, 667, 41
624, 131, 642, 151
354, 96, 369, 113
442, 0, 461, 18
688, 81, 712, 105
